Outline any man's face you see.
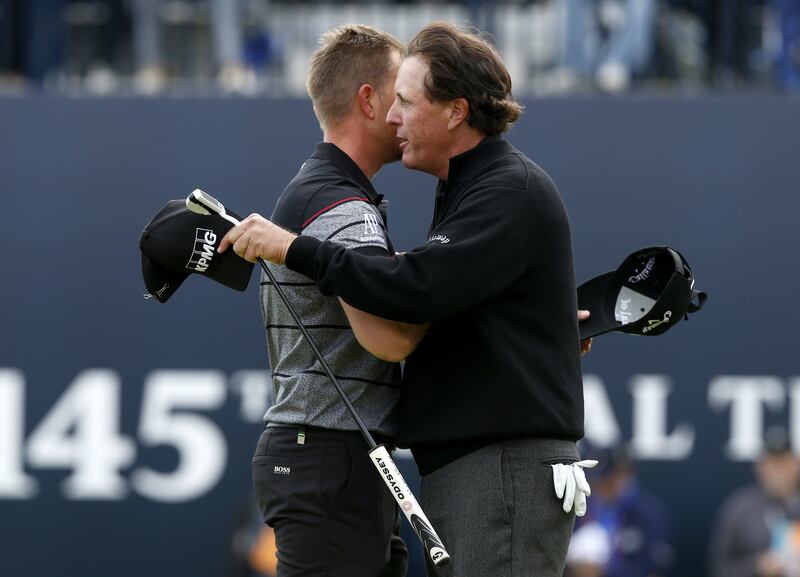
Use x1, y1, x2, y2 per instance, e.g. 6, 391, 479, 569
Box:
756, 452, 800, 500
386, 56, 452, 178
370, 51, 403, 166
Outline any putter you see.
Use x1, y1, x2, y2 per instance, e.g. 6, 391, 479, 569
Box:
186, 188, 451, 567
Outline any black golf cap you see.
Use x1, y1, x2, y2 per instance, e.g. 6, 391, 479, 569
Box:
577, 246, 707, 340
140, 200, 254, 303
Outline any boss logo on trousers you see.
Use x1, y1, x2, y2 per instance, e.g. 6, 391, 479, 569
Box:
273, 465, 291, 475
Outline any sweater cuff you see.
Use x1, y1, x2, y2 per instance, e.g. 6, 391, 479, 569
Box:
285, 235, 322, 279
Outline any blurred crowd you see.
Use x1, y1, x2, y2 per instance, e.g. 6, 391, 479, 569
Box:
0, 0, 275, 94
560, 429, 800, 577
0, 0, 798, 95
563, 443, 675, 577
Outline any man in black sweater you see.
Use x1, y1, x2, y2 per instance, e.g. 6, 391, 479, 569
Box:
223, 22, 592, 577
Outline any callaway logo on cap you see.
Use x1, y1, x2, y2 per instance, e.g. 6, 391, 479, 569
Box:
139, 200, 254, 303
577, 246, 707, 340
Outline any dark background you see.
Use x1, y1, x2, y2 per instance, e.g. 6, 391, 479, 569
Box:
1, 95, 798, 577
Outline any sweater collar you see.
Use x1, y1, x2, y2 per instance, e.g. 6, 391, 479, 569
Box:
311, 142, 383, 205
442, 134, 512, 189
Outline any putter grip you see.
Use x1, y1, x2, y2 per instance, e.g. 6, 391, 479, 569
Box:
190, 189, 240, 226
368, 445, 451, 567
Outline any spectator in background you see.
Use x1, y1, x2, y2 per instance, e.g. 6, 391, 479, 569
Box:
709, 427, 800, 577
654, 0, 709, 87
131, 0, 255, 94
560, 0, 657, 92
72, 0, 130, 94
776, 0, 800, 91
0, 0, 130, 91
714, 0, 753, 85
0, 0, 19, 80
663, 0, 770, 88
0, 0, 66, 86
464, 0, 497, 38
565, 443, 674, 577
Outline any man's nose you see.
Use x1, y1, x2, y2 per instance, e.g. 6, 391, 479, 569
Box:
386, 102, 400, 126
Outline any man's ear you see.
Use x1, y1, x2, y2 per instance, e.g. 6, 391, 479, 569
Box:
357, 84, 377, 120
447, 97, 469, 130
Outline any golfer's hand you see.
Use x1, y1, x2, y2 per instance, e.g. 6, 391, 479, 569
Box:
552, 459, 598, 517
218, 213, 297, 264
578, 310, 593, 356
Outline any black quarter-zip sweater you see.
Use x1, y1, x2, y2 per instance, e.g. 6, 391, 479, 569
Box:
286, 135, 584, 474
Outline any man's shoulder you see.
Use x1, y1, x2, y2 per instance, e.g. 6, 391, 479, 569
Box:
273, 161, 372, 232
456, 150, 565, 235
504, 150, 558, 196
468, 146, 556, 195
460, 155, 536, 208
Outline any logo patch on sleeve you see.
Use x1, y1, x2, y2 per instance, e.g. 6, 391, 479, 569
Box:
363, 213, 380, 235
359, 213, 385, 243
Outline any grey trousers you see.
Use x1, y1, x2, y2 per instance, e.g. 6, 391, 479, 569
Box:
420, 438, 579, 577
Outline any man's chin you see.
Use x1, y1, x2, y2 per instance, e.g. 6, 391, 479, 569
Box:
400, 151, 418, 169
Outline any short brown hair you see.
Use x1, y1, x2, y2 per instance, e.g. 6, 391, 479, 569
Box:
405, 22, 523, 135
307, 25, 403, 130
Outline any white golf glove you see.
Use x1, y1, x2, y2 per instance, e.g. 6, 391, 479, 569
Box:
552, 459, 598, 517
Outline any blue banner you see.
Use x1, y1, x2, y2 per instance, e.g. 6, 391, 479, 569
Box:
1, 95, 799, 577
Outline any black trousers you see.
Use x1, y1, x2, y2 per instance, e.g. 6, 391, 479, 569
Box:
252, 425, 408, 577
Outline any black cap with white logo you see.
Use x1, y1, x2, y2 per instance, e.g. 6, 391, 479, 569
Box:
139, 200, 254, 303
577, 246, 707, 340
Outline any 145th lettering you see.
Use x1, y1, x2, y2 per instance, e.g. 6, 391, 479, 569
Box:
2, 370, 797, 502
0, 369, 271, 502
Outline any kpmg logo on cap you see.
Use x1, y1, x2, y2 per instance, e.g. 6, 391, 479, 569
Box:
186, 228, 218, 273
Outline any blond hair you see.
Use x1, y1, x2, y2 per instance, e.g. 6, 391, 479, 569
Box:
307, 25, 403, 130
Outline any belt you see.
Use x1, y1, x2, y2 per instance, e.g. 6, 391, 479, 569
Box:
265, 422, 397, 451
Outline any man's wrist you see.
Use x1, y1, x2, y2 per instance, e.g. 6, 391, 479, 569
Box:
285, 234, 322, 277
279, 234, 296, 265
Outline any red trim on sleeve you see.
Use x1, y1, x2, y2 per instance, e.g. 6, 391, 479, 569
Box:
301, 197, 368, 229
